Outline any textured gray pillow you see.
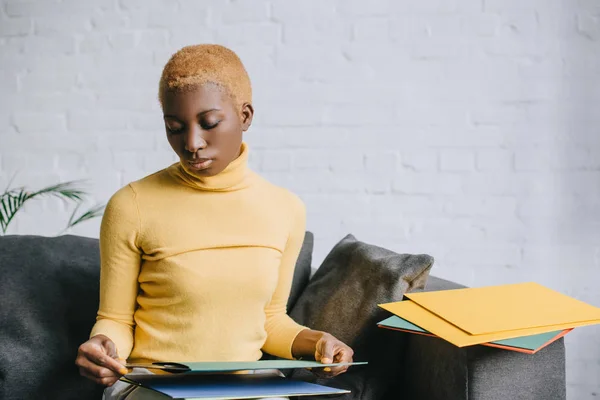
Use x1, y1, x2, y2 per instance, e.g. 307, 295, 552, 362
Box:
289, 234, 434, 400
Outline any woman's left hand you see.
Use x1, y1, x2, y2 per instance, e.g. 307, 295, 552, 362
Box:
313, 332, 354, 378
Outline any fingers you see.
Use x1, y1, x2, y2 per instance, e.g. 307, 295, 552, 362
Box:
315, 336, 336, 364
76, 356, 120, 379
97, 337, 127, 373
313, 334, 355, 378
335, 346, 354, 364
79, 341, 127, 375
75, 337, 128, 386
326, 348, 353, 376
102, 337, 119, 360
79, 369, 120, 386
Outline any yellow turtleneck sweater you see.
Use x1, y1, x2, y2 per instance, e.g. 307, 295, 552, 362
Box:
90, 143, 308, 363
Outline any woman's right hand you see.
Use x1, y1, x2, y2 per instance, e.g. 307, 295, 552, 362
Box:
75, 334, 128, 386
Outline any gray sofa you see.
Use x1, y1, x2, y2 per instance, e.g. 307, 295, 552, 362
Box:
0, 234, 566, 400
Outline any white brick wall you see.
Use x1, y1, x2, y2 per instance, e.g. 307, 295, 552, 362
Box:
1, 0, 599, 397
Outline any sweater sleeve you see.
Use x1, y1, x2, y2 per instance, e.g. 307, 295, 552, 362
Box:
89, 184, 142, 360
262, 196, 309, 359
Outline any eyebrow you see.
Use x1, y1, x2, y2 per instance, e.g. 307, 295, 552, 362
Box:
163, 109, 220, 120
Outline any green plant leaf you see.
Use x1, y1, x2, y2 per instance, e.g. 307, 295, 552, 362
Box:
66, 203, 106, 230
0, 197, 10, 233
0, 180, 92, 235
28, 181, 87, 202
0, 189, 29, 234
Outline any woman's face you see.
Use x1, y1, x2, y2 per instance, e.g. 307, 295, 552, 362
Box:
162, 84, 253, 177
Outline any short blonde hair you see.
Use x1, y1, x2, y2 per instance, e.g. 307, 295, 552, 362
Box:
158, 44, 252, 108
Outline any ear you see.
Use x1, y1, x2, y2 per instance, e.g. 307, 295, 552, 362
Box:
240, 103, 254, 132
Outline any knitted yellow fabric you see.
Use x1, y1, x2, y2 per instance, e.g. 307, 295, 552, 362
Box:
90, 143, 307, 363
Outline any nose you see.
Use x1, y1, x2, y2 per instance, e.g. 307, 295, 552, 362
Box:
184, 125, 207, 153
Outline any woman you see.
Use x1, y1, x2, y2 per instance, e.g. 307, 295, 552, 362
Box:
75, 44, 354, 399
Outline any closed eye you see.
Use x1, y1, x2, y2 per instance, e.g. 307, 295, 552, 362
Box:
167, 126, 183, 134
201, 121, 220, 130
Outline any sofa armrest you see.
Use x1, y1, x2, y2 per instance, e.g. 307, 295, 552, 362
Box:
401, 276, 567, 400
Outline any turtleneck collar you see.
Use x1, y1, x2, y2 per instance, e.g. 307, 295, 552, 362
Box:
167, 142, 252, 191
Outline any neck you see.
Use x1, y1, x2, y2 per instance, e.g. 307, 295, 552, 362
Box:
169, 142, 251, 191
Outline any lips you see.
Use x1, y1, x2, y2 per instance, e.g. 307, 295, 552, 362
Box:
187, 158, 213, 171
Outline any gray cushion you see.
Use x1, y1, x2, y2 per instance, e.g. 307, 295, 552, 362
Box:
289, 234, 434, 400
